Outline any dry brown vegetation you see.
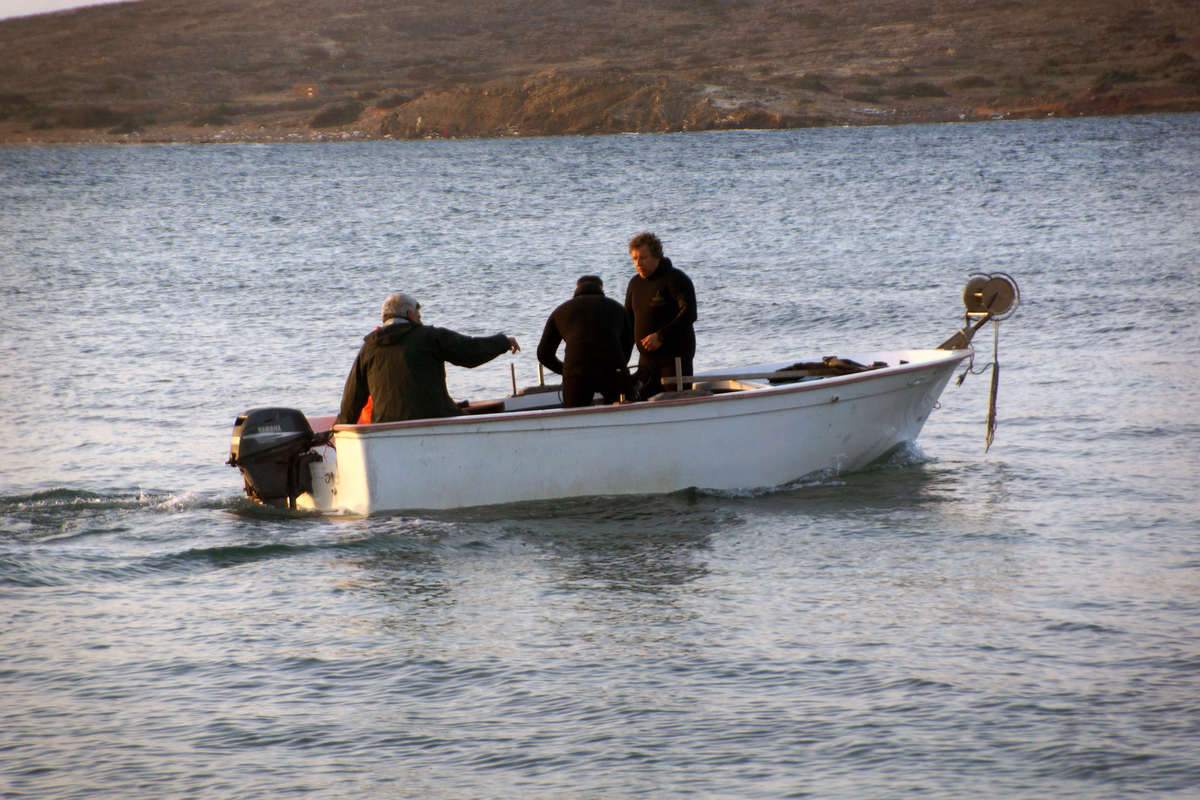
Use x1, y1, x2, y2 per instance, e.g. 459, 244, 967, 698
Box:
0, 0, 1197, 144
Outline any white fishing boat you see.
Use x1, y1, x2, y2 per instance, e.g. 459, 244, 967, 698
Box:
228, 275, 1018, 516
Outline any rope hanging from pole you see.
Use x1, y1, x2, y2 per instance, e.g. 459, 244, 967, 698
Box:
986, 321, 1000, 452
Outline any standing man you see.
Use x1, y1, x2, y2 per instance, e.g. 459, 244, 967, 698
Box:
537, 275, 635, 408
335, 292, 519, 425
624, 232, 697, 398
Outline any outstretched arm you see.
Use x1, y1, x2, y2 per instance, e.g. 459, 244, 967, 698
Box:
434, 327, 517, 369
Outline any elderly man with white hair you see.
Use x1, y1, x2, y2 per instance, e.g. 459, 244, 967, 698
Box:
335, 292, 519, 425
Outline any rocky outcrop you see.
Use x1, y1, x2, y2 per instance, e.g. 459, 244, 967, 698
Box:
1, 0, 1196, 144
375, 71, 833, 139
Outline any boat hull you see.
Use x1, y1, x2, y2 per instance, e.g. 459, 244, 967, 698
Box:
297, 349, 969, 516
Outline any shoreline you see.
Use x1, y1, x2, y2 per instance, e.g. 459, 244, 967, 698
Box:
4, 99, 1197, 148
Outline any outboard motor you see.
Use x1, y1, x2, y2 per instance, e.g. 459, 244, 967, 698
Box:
227, 408, 326, 508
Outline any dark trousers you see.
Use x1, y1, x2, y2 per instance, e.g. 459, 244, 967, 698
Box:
562, 366, 635, 408
634, 357, 693, 399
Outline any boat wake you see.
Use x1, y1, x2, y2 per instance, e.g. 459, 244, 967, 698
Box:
0, 487, 229, 543
4, 487, 220, 510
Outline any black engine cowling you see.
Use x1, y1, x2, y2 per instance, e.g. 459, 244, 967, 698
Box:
227, 408, 322, 508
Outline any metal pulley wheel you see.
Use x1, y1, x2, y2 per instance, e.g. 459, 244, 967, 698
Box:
962, 272, 1020, 320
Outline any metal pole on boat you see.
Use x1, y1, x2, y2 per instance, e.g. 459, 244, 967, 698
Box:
675, 357, 683, 392
538, 363, 544, 386
510, 363, 517, 396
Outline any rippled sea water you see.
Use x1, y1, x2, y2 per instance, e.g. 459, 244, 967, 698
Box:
2, 115, 1199, 798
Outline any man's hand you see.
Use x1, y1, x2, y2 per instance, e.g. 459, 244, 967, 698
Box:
640, 332, 662, 352
507, 337, 521, 353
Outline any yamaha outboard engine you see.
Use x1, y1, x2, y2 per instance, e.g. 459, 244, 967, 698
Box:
227, 408, 325, 508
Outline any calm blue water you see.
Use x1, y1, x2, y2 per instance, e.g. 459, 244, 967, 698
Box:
2, 116, 1199, 799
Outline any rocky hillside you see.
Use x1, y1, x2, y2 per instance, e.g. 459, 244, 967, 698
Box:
1, 0, 1197, 144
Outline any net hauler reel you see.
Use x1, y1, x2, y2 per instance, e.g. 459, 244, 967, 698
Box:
937, 273, 1021, 451
938, 272, 1020, 351
226, 408, 329, 508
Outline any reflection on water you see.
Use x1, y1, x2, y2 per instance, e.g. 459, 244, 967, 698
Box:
341, 494, 724, 640
494, 493, 721, 592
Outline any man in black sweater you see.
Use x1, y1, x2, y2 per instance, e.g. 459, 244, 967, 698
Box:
537, 275, 635, 408
336, 292, 519, 425
624, 232, 698, 398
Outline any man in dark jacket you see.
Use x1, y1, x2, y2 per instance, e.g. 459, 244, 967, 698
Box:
537, 275, 635, 408
624, 232, 698, 397
336, 292, 519, 425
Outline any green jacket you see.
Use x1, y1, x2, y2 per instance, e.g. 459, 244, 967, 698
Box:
336, 322, 510, 424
